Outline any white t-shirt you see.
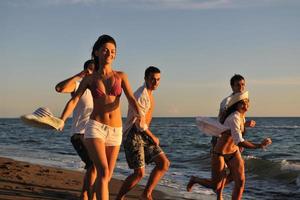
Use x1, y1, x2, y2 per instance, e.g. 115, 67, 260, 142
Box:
71, 82, 93, 134
123, 83, 150, 138
218, 94, 233, 122
223, 111, 245, 145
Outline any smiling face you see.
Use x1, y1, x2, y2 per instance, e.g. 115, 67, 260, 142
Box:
96, 42, 116, 65
145, 72, 161, 91
237, 99, 250, 114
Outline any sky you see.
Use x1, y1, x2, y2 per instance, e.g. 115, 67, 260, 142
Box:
1, 0, 300, 118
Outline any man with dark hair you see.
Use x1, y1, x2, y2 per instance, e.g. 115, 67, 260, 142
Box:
116, 66, 170, 200
55, 60, 96, 200
219, 74, 247, 123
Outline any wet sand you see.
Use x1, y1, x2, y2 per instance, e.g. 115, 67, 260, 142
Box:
0, 157, 171, 200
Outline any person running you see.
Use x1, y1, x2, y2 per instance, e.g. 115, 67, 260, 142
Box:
55, 59, 96, 200
188, 74, 256, 196
58, 35, 142, 200
187, 91, 272, 200
116, 66, 170, 200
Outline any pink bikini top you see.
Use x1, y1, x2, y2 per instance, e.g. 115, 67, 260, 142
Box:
90, 72, 122, 98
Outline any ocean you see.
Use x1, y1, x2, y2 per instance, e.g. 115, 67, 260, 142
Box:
0, 117, 299, 200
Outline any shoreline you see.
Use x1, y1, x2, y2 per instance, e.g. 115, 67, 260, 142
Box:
0, 157, 172, 200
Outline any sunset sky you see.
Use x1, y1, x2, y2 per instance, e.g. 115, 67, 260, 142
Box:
1, 0, 299, 117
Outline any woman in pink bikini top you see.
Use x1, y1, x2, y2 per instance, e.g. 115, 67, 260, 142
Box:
90, 71, 122, 98
59, 34, 142, 200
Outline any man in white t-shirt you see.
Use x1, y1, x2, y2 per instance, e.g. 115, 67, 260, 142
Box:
211, 74, 256, 147
116, 66, 170, 200
55, 60, 96, 200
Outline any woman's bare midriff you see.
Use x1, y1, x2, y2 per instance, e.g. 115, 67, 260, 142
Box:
89, 96, 123, 127
214, 132, 239, 155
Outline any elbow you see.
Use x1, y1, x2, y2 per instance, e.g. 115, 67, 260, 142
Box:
130, 97, 138, 107
55, 85, 63, 93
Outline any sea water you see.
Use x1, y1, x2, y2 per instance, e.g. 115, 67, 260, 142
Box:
0, 117, 299, 200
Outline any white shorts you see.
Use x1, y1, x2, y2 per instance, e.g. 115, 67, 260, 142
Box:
84, 119, 122, 146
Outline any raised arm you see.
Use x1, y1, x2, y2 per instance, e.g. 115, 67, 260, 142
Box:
228, 113, 272, 150
59, 76, 91, 129
55, 70, 87, 93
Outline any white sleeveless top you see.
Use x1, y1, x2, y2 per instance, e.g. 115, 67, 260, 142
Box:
71, 82, 93, 134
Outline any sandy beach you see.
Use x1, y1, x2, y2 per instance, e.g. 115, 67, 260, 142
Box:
0, 157, 171, 200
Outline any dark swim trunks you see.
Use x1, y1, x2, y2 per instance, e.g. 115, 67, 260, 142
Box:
70, 134, 93, 169
124, 126, 163, 169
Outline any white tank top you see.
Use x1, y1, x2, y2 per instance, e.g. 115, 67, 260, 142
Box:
71, 82, 93, 134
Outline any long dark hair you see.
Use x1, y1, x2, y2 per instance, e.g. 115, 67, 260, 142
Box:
91, 34, 117, 70
220, 100, 245, 124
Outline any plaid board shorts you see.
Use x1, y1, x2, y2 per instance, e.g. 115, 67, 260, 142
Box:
71, 134, 93, 169
124, 126, 163, 169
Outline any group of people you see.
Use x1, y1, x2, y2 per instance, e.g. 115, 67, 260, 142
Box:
187, 74, 272, 200
56, 34, 169, 200
56, 34, 272, 200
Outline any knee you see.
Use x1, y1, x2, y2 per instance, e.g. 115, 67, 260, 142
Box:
213, 181, 224, 193
163, 158, 170, 171
235, 176, 245, 189
158, 158, 170, 172
134, 168, 145, 180
90, 165, 97, 176
96, 166, 110, 182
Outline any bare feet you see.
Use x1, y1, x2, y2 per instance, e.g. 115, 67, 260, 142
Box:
115, 196, 126, 200
139, 194, 153, 200
186, 176, 196, 192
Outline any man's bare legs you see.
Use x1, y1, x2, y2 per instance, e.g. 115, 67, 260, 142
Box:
116, 153, 170, 200
115, 167, 145, 200
141, 153, 170, 200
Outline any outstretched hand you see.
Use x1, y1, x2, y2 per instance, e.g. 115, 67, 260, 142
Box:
261, 138, 272, 149
245, 120, 256, 128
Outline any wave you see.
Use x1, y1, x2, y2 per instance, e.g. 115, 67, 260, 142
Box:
255, 125, 300, 130
151, 124, 300, 130
151, 124, 197, 128
245, 156, 300, 186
